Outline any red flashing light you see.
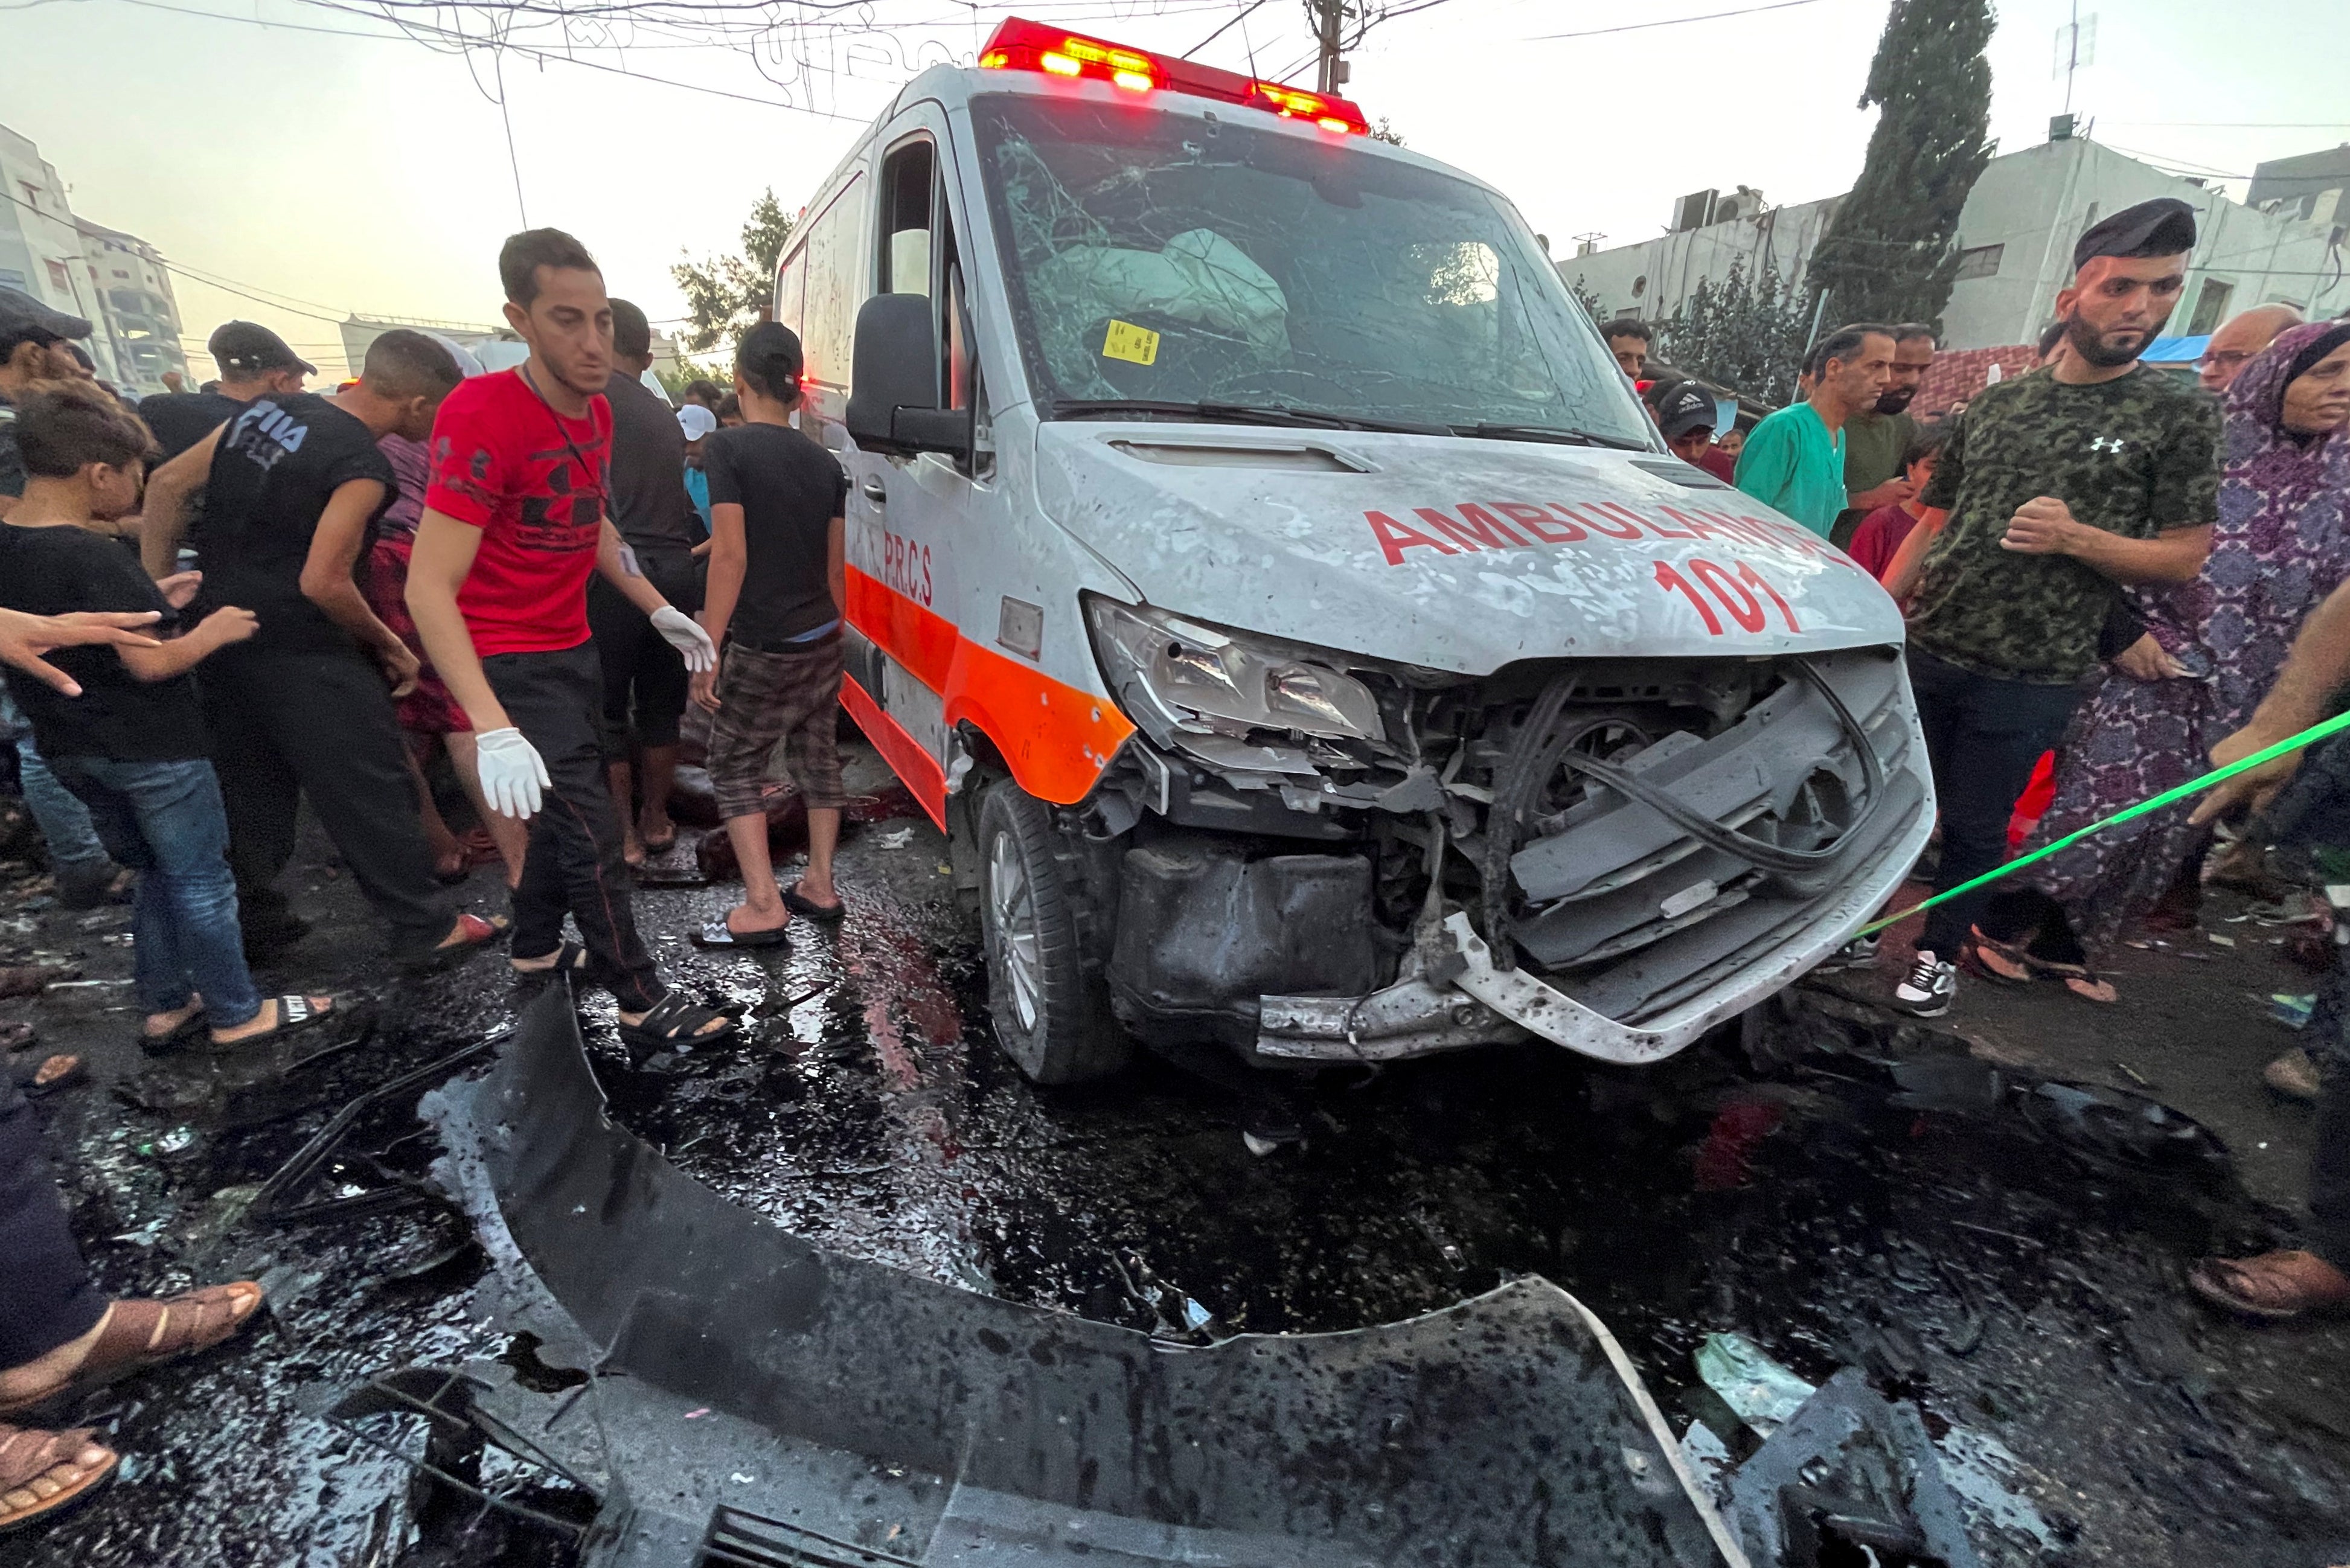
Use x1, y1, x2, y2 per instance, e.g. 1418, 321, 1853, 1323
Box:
979, 16, 1369, 130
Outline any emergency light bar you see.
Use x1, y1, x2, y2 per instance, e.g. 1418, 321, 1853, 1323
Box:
978, 16, 1371, 135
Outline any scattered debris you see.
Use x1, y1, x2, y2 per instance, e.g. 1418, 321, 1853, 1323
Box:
1695, 1332, 1816, 1438
2272, 993, 2316, 1029
872, 827, 916, 851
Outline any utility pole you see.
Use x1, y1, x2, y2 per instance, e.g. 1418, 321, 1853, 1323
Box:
1308, 0, 1351, 95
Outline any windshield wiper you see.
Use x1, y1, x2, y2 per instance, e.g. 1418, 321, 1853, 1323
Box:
1457, 422, 1651, 451
1048, 399, 1451, 436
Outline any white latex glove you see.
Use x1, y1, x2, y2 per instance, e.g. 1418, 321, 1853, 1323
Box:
650, 606, 718, 673
475, 726, 551, 819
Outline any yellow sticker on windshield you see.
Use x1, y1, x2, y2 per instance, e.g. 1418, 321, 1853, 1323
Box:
1102, 319, 1161, 366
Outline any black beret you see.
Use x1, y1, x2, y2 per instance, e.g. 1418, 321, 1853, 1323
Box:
2072, 197, 2197, 274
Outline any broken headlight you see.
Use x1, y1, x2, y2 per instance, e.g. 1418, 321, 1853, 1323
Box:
1084, 595, 1385, 743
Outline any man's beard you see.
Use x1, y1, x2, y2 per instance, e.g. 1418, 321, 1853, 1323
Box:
2065, 313, 2145, 370
1875, 385, 1917, 416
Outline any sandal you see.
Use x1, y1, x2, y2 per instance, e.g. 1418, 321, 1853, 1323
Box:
0, 1282, 265, 1416
208, 995, 336, 1051
783, 883, 846, 923
2189, 1250, 2350, 1322
511, 938, 590, 979
616, 992, 738, 1051
399, 912, 509, 974
0, 1423, 115, 1534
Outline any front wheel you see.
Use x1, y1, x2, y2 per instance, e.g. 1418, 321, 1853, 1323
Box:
976, 782, 1130, 1084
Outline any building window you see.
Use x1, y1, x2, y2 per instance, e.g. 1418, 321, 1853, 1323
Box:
1953, 244, 2003, 281
18, 182, 39, 211
45, 259, 71, 291
1631, 275, 1648, 298
2188, 277, 2234, 336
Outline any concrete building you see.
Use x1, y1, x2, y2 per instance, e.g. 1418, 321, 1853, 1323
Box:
2249, 144, 2350, 225
1563, 128, 2350, 353
1, 121, 190, 398
78, 221, 187, 397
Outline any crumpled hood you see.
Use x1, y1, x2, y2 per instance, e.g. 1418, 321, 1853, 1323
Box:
1033, 420, 1902, 674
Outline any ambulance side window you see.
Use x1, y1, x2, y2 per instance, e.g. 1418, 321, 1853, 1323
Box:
799, 174, 865, 392
773, 240, 807, 336
880, 134, 983, 440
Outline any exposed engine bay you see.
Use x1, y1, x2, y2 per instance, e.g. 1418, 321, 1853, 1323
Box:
1052, 604, 1929, 1066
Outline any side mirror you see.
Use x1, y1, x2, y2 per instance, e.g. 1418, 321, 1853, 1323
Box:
845, 293, 972, 461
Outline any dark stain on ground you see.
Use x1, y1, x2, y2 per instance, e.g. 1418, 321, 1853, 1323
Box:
5, 773, 2349, 1567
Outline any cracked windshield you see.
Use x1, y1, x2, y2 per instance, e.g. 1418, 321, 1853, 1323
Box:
973, 94, 1651, 441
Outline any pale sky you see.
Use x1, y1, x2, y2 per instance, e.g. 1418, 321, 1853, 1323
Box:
4, 0, 2345, 380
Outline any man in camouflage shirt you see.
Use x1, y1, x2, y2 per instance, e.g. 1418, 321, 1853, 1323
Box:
1883, 197, 2220, 1018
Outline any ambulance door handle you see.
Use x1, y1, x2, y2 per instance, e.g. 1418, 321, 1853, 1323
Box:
862, 476, 888, 506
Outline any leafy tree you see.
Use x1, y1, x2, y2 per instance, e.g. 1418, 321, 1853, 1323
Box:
1804, 0, 1994, 331
1657, 258, 1814, 406
1564, 275, 1606, 322
671, 188, 795, 355
1368, 116, 1405, 146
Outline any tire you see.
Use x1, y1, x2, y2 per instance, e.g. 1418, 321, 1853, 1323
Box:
975, 781, 1130, 1084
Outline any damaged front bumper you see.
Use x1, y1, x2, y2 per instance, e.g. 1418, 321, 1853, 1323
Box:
1126, 647, 1933, 1069
422, 985, 1746, 1567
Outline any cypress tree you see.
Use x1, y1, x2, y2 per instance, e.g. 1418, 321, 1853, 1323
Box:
1805, 0, 1995, 331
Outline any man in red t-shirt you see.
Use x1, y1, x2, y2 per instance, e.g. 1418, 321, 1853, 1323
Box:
405, 228, 733, 1050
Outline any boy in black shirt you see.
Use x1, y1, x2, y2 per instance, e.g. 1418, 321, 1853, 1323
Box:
141, 330, 502, 968
689, 323, 850, 948
0, 385, 336, 1050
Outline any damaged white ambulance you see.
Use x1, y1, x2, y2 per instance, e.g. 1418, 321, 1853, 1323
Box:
775, 18, 1935, 1083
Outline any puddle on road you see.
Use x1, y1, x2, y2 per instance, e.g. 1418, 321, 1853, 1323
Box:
16, 834, 2350, 1568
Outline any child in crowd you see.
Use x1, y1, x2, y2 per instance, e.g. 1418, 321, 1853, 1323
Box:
0, 385, 333, 1048
688, 322, 848, 948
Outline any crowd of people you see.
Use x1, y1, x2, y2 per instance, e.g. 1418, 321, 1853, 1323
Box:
1641, 196, 2350, 1319
2, 186, 2349, 1528
0, 226, 853, 1527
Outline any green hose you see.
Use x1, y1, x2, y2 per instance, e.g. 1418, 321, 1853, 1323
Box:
1857, 706, 2350, 939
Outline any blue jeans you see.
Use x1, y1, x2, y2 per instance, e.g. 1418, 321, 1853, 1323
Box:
0, 690, 112, 885
45, 755, 263, 1027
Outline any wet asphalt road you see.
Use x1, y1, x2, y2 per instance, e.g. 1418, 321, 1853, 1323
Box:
5, 767, 2350, 1567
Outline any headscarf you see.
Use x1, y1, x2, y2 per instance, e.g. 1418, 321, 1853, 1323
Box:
2187, 321, 2350, 723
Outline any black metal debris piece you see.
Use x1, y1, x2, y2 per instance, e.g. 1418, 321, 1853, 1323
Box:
1726, 1369, 1979, 1568
252, 1034, 505, 1223
423, 984, 1744, 1567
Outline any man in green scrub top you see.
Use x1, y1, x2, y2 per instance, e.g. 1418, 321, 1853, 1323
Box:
1733, 324, 1894, 537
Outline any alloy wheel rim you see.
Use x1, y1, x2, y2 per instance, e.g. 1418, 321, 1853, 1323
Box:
988, 828, 1042, 1032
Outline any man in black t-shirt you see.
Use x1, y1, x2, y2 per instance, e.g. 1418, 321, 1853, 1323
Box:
688, 322, 852, 948
141, 330, 501, 970
588, 299, 702, 866
136, 322, 314, 563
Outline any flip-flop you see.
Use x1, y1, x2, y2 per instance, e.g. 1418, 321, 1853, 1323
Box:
399, 912, 510, 974
18, 1054, 83, 1098
207, 995, 335, 1052
691, 918, 791, 951
782, 884, 846, 923
2189, 1252, 2350, 1322
138, 1008, 208, 1055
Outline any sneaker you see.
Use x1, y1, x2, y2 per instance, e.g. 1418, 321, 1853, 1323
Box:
1891, 950, 1958, 1018
1819, 935, 1880, 972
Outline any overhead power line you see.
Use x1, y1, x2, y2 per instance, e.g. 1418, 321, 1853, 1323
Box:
1525, 0, 1826, 42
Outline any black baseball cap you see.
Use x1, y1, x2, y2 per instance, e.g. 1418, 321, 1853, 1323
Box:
208, 320, 316, 377
1654, 379, 1718, 440
2072, 197, 2197, 273
0, 286, 91, 349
